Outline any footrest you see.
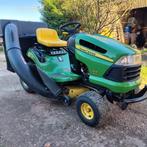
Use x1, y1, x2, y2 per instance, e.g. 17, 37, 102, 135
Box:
49, 72, 80, 83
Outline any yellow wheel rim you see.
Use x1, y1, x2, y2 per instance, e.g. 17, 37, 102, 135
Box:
81, 103, 94, 120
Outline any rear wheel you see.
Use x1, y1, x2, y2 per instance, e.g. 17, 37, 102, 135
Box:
76, 91, 109, 127
20, 79, 35, 93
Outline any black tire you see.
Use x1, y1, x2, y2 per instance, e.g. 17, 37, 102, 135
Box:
76, 91, 109, 127
20, 79, 35, 93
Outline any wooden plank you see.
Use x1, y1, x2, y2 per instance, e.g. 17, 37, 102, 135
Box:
133, 0, 147, 9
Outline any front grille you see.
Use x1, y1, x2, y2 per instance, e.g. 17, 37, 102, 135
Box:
105, 65, 141, 82
123, 65, 141, 81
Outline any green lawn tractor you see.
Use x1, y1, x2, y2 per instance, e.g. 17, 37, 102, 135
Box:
0, 20, 147, 127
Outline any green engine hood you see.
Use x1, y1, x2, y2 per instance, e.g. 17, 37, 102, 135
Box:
75, 33, 139, 63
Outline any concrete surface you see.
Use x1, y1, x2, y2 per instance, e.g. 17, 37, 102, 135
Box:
0, 53, 147, 147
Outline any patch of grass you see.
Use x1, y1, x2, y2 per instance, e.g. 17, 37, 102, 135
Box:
141, 48, 147, 54
0, 46, 3, 52
140, 66, 147, 89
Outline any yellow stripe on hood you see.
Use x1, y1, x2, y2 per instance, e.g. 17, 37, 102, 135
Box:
76, 45, 113, 62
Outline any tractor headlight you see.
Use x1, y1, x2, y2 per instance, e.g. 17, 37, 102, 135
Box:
115, 54, 142, 65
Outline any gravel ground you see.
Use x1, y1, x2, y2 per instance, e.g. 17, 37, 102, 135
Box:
0, 53, 147, 147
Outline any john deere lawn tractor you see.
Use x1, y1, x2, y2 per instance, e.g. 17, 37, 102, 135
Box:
0, 20, 147, 127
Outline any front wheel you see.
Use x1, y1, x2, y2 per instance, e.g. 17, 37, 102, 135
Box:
76, 91, 109, 127
20, 79, 35, 93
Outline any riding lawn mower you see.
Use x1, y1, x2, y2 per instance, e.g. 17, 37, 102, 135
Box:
0, 20, 147, 127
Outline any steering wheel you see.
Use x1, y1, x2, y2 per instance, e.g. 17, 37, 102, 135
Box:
59, 22, 81, 35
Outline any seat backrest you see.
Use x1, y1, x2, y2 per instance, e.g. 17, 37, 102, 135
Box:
36, 28, 59, 43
